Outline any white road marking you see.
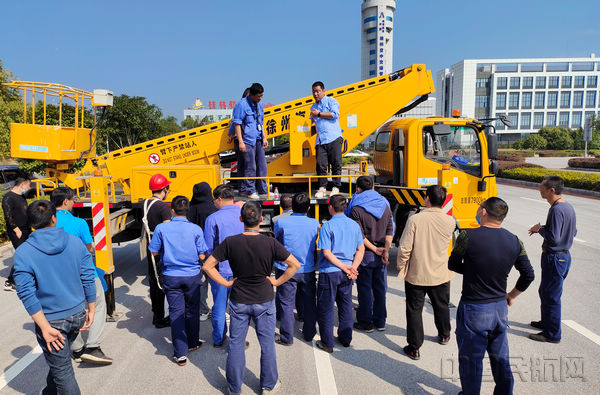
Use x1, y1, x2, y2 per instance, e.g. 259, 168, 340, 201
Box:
313, 341, 338, 395
574, 237, 587, 243
0, 345, 42, 390
520, 197, 546, 204
563, 320, 600, 346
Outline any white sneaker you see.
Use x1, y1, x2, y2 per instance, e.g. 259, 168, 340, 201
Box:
315, 187, 327, 199
261, 379, 282, 394
249, 192, 260, 199
330, 187, 340, 196
200, 312, 210, 321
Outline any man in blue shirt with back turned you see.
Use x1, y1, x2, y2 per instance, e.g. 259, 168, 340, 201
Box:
203, 184, 244, 348
150, 196, 208, 366
311, 81, 343, 199
316, 195, 365, 353
232, 83, 268, 199
274, 192, 320, 345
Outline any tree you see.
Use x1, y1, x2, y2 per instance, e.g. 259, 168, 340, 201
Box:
0, 60, 22, 159
570, 115, 600, 150
159, 116, 182, 136
181, 116, 209, 131
522, 134, 547, 152
512, 139, 525, 149
538, 127, 574, 150
97, 95, 164, 153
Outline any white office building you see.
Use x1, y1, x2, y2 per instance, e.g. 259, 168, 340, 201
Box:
361, 0, 396, 80
437, 56, 600, 143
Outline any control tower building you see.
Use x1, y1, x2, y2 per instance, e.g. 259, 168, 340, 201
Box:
361, 0, 396, 80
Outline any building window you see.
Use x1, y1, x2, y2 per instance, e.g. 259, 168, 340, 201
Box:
560, 92, 571, 108
522, 92, 532, 109
548, 76, 559, 89
546, 112, 557, 126
495, 113, 506, 130
536, 76, 546, 89
509, 92, 519, 109
522, 63, 544, 72
572, 111, 582, 128
497, 77, 507, 89
561, 76, 572, 88
523, 77, 533, 89
534, 92, 545, 109
585, 111, 596, 123
364, 16, 377, 23
587, 76, 598, 88
369, 49, 376, 55
366, 27, 376, 33
510, 77, 520, 89
574, 76, 585, 88
369, 70, 376, 76
547, 92, 558, 108
369, 39, 376, 44
475, 95, 489, 108
508, 113, 518, 129
476, 78, 489, 88
533, 112, 544, 128
573, 91, 584, 108
586, 91, 597, 108
559, 112, 570, 126
520, 113, 532, 129
496, 93, 506, 109
369, 59, 376, 65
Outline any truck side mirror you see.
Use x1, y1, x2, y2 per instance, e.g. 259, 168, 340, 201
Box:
487, 134, 498, 160
432, 124, 452, 136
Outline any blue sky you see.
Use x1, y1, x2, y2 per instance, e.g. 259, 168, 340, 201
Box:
1, 0, 599, 121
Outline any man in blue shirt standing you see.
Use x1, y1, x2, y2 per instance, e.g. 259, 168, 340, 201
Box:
274, 192, 320, 345
150, 196, 208, 366
316, 195, 365, 353
51, 187, 113, 365
311, 81, 343, 199
232, 83, 268, 199
203, 184, 244, 347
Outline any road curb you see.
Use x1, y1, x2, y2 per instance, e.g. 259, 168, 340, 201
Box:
497, 178, 600, 199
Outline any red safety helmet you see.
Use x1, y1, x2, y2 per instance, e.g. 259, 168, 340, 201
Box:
149, 173, 171, 191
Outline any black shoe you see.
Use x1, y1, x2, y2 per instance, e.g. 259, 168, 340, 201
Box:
353, 322, 375, 333
315, 340, 333, 354
336, 336, 350, 348
80, 347, 113, 365
403, 345, 420, 360
154, 318, 170, 329
530, 320, 544, 330
72, 348, 85, 363
274, 334, 292, 346
214, 336, 228, 348
529, 332, 560, 344
438, 336, 450, 345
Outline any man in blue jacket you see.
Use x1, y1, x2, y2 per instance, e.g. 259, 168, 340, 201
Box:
14, 200, 96, 395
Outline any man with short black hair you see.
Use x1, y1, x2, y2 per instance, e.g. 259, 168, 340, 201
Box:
274, 192, 319, 345
51, 187, 112, 365
316, 195, 365, 353
528, 176, 577, 343
311, 81, 343, 198
232, 83, 268, 199
150, 195, 208, 366
204, 201, 300, 394
272, 194, 293, 224
2, 177, 31, 291
449, 197, 534, 395
14, 200, 96, 394
347, 175, 393, 333
204, 184, 244, 348
396, 185, 456, 360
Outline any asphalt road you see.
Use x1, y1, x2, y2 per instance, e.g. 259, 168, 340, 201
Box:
0, 183, 598, 394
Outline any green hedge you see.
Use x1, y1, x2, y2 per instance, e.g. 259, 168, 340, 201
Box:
568, 158, 600, 169
500, 167, 600, 192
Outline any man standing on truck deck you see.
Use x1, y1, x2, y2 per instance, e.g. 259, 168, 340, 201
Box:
51, 187, 113, 365
347, 176, 393, 334
449, 197, 534, 394
396, 185, 455, 360
228, 88, 251, 180
203, 201, 300, 394
311, 81, 343, 199
203, 184, 244, 348
232, 83, 268, 199
2, 177, 31, 291
528, 176, 577, 344
149, 196, 207, 366
315, 195, 365, 353
142, 173, 172, 329
274, 192, 319, 345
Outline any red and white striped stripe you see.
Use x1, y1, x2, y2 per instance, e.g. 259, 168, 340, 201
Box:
442, 194, 453, 216
92, 203, 107, 251
231, 161, 238, 173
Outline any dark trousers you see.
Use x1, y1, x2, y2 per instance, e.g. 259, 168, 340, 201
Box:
146, 253, 166, 323
405, 281, 451, 349
456, 300, 513, 395
35, 310, 86, 395
356, 253, 387, 328
163, 273, 202, 358
316, 137, 343, 188
317, 270, 353, 348
275, 269, 317, 343
240, 142, 268, 195
7, 232, 28, 283
539, 252, 571, 340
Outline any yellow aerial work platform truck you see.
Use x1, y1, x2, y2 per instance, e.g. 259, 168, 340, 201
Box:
4, 64, 508, 316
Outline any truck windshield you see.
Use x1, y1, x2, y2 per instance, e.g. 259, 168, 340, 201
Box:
423, 126, 481, 177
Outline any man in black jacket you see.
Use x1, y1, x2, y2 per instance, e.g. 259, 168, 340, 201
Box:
2, 177, 31, 291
